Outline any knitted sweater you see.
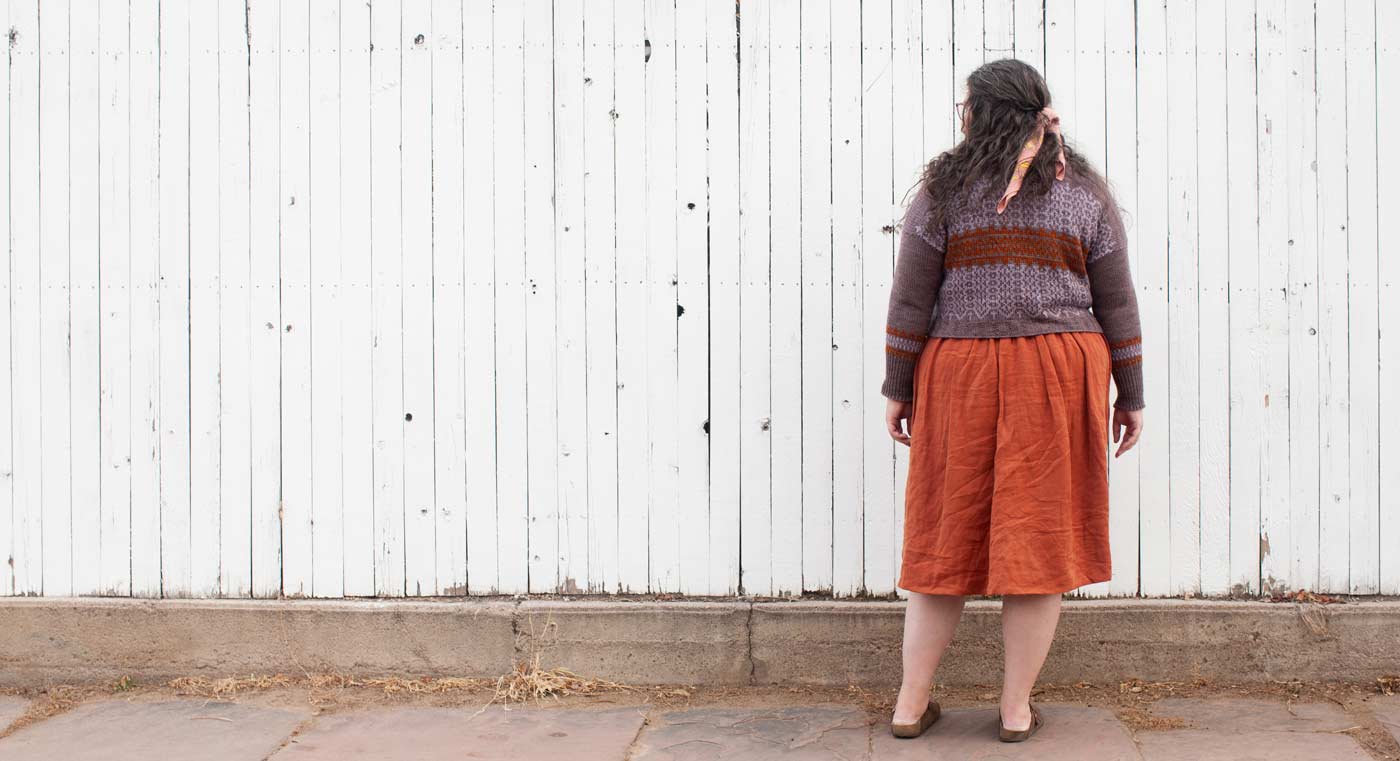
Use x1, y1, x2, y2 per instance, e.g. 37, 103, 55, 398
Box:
882, 175, 1145, 410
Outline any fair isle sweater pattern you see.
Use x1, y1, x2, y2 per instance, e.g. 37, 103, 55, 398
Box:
881, 176, 1145, 410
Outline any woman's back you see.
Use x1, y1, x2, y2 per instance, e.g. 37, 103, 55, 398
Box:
885, 174, 1143, 410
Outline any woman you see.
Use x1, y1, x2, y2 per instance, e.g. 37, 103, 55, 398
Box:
882, 59, 1145, 743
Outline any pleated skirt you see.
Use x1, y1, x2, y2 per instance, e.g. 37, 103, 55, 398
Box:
898, 331, 1113, 596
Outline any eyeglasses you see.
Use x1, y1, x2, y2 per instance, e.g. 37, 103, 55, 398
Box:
955, 100, 969, 121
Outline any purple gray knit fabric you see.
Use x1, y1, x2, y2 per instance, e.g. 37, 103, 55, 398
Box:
882, 175, 1145, 410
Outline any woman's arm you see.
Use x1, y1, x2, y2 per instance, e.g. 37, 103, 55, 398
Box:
1085, 200, 1145, 412
881, 189, 947, 403
1085, 199, 1145, 456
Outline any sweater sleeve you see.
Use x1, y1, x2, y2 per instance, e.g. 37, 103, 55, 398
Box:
881, 189, 946, 402
1085, 199, 1145, 411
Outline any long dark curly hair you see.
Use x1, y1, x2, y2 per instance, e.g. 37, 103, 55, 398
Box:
914, 58, 1114, 230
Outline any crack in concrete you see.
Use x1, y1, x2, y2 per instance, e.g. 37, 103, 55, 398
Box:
745, 601, 756, 684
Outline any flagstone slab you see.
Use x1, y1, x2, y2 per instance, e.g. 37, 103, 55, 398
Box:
272, 706, 646, 761
1144, 697, 1352, 732
0, 699, 307, 761
629, 705, 871, 760
1136, 729, 1370, 760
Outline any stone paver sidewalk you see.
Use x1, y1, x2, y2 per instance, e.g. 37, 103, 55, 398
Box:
1, 694, 1396, 760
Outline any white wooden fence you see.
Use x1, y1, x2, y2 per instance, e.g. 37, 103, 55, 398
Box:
1, 0, 1395, 599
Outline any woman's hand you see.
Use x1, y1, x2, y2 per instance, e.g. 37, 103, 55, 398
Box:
1112, 407, 1143, 458
886, 399, 912, 446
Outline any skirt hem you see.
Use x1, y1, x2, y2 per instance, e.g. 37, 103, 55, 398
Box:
896, 571, 1112, 597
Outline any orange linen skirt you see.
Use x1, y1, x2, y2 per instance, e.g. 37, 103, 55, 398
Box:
898, 331, 1112, 596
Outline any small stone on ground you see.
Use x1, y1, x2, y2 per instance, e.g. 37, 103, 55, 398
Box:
0, 699, 308, 761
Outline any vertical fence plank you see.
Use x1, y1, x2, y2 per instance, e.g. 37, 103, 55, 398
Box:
643, 0, 679, 593
0, 0, 13, 597
400, 0, 436, 596
129, 0, 161, 597
309, 0, 344, 598
1165, 0, 1200, 596
861, 0, 896, 595
217, 0, 252, 598
1344, 0, 1379, 595
1255, 0, 1291, 593
553, 0, 589, 596
69, 0, 101, 595
369, 0, 406, 597
737, 0, 771, 595
1225, 0, 1262, 595
188, 0, 221, 597
523, 0, 560, 594
1135, 0, 1171, 596
341, 0, 375, 597
706, 0, 741, 596
1378, 0, 1400, 594
1102, 0, 1140, 597
769, 0, 803, 596
1196, 0, 1230, 595
577, 0, 615, 595
1285, 0, 1320, 592
829, 0, 863, 596
11, 0, 41, 597
614, 0, 649, 593
675, 0, 711, 594
799, 0, 833, 594
492, 0, 529, 593
156, 0, 191, 597
1315, 0, 1349, 593
39, 0, 72, 596
279, 0, 313, 598
431, 0, 467, 596
464, 0, 500, 594
247, 0, 282, 599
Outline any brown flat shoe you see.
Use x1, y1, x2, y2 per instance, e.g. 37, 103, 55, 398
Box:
998, 702, 1043, 742
891, 701, 942, 739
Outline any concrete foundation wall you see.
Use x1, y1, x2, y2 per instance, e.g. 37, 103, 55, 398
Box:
2, 598, 1396, 689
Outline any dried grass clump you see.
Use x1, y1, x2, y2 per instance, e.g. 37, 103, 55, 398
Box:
489, 653, 637, 705
168, 674, 295, 697
357, 676, 487, 695
1377, 675, 1400, 696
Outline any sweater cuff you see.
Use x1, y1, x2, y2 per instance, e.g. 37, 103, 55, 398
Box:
882, 326, 926, 402
1108, 337, 1144, 410
1111, 360, 1144, 411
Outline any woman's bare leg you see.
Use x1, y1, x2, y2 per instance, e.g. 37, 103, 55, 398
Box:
1000, 593, 1062, 730
894, 592, 966, 723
